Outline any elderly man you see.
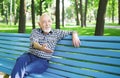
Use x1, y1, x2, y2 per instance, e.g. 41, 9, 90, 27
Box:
11, 13, 80, 78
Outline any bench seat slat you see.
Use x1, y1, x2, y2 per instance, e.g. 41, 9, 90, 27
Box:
51, 57, 120, 75
0, 40, 30, 47
53, 51, 120, 66
0, 67, 11, 75
58, 40, 120, 49
46, 68, 88, 78
0, 33, 30, 37
56, 46, 120, 58
49, 63, 120, 78
0, 44, 29, 51
0, 36, 30, 42
42, 72, 66, 78
80, 36, 120, 42
0, 52, 19, 59
0, 57, 15, 64
0, 48, 24, 55
0, 61, 14, 70
28, 73, 55, 78
64, 35, 120, 42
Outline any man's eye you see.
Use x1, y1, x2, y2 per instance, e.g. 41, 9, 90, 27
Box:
48, 20, 51, 22
42, 21, 46, 24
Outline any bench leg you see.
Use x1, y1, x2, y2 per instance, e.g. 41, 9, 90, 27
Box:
3, 74, 9, 78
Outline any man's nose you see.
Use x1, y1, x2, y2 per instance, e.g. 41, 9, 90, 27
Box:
46, 22, 49, 26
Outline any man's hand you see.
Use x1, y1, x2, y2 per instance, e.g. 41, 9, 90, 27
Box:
32, 42, 53, 53
41, 44, 53, 53
72, 32, 80, 47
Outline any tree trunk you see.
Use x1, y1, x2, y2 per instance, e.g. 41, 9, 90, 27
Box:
14, 7, 19, 25
13, 0, 17, 25
55, 0, 60, 29
5, 9, 8, 24
95, 0, 108, 36
118, 0, 120, 24
79, 0, 84, 27
18, 0, 26, 33
62, 0, 64, 27
39, 1, 42, 15
10, 0, 12, 25
39, 0, 45, 15
31, 0, 35, 29
112, 0, 115, 23
84, 0, 88, 27
75, 0, 80, 25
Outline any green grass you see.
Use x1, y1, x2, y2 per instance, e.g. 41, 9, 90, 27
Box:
0, 23, 120, 36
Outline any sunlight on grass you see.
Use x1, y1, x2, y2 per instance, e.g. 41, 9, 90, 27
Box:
0, 23, 120, 36
0, 28, 17, 30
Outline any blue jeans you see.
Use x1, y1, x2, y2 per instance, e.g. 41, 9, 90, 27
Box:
11, 53, 49, 78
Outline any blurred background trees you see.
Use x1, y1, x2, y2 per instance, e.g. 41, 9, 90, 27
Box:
0, 0, 120, 35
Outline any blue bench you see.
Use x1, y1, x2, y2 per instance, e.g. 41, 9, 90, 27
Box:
0, 32, 120, 78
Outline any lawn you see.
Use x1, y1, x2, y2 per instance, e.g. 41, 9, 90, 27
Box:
0, 23, 120, 36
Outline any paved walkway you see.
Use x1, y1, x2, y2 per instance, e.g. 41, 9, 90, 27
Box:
87, 24, 120, 29
64, 24, 120, 29
105, 26, 120, 29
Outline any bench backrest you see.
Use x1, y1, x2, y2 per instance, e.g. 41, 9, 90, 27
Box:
0, 33, 120, 78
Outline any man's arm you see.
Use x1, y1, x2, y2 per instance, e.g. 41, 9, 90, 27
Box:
72, 31, 80, 47
32, 42, 53, 53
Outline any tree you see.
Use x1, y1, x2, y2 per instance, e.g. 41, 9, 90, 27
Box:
39, 0, 45, 15
55, 0, 60, 29
75, 0, 80, 25
95, 0, 108, 36
18, 0, 26, 33
79, 0, 83, 27
10, 0, 12, 25
62, 0, 64, 27
35, 0, 52, 15
31, 0, 35, 29
0, 0, 9, 24
118, 0, 120, 24
84, 0, 88, 27
14, 4, 19, 25
112, 0, 115, 23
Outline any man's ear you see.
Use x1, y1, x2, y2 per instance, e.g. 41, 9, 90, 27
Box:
38, 22, 41, 27
38, 22, 41, 28
38, 22, 40, 26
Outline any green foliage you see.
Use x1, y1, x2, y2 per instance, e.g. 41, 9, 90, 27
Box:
106, 0, 118, 17
35, 0, 53, 15
0, 0, 3, 3
65, 6, 75, 19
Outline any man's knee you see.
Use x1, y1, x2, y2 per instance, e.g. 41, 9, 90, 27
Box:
17, 53, 31, 63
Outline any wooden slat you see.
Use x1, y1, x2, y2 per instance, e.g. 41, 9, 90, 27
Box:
28, 73, 63, 78
0, 40, 30, 47
53, 51, 120, 66
55, 46, 120, 58
0, 32, 30, 37
0, 44, 29, 51
46, 68, 88, 78
58, 40, 120, 49
0, 48, 25, 55
0, 36, 30, 42
50, 57, 120, 75
0, 67, 11, 75
64, 35, 120, 42
49, 63, 120, 78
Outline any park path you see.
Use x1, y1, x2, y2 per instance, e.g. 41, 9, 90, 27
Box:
87, 24, 120, 29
